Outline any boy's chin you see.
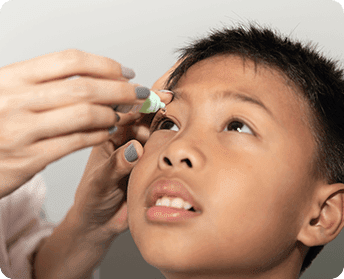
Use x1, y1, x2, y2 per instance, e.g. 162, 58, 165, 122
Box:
142, 252, 234, 279
141, 251, 205, 275
134, 238, 228, 276
132, 236, 200, 271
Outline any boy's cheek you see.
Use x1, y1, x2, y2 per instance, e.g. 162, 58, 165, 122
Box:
143, 131, 173, 154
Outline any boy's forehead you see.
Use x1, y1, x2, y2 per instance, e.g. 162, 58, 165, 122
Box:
173, 56, 296, 102
176, 55, 292, 89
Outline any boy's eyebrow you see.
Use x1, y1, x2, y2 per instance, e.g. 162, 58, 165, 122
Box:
171, 89, 274, 118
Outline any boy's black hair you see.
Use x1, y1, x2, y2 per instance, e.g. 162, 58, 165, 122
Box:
165, 24, 344, 275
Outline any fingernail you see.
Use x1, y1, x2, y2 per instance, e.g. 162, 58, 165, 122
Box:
125, 143, 138, 162
135, 86, 151, 99
121, 65, 136, 79
108, 126, 118, 135
115, 113, 120, 122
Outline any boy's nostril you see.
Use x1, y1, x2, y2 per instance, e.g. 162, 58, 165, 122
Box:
182, 158, 192, 168
164, 157, 172, 166
163, 157, 192, 167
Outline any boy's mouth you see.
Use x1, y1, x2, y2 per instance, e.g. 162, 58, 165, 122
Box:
145, 179, 202, 214
154, 196, 199, 212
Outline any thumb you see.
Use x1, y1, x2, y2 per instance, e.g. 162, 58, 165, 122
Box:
122, 140, 142, 164
104, 141, 142, 234
108, 140, 143, 175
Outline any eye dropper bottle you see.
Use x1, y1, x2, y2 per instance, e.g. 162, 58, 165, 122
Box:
113, 90, 171, 114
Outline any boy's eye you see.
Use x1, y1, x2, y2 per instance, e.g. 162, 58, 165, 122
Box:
151, 117, 179, 132
159, 120, 177, 131
150, 116, 254, 135
225, 120, 253, 135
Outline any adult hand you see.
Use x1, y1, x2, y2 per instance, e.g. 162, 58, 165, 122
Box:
0, 49, 148, 199
32, 65, 176, 279
70, 87, 173, 238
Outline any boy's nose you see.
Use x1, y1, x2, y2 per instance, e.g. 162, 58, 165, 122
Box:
157, 137, 206, 172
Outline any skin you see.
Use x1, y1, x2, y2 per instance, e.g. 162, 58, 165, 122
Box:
31, 57, 173, 279
127, 55, 344, 279
0, 49, 173, 278
0, 48, 171, 199
0, 49, 143, 198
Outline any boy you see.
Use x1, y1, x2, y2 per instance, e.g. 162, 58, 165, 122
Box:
33, 24, 344, 278
127, 24, 344, 279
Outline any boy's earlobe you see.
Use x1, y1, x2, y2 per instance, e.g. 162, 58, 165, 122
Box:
297, 184, 344, 247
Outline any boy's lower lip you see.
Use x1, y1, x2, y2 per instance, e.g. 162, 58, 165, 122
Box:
146, 206, 201, 222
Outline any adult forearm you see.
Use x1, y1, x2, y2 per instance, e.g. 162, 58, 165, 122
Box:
33, 207, 116, 279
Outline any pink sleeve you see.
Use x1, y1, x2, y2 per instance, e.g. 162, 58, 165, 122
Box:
0, 174, 55, 279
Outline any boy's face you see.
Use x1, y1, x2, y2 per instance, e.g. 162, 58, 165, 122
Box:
127, 56, 317, 277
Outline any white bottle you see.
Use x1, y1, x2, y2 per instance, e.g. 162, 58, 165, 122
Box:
113, 90, 166, 114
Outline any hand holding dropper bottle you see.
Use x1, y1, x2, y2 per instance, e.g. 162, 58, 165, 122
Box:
113, 88, 174, 114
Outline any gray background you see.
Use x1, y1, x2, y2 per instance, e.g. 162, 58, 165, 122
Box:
0, 0, 343, 278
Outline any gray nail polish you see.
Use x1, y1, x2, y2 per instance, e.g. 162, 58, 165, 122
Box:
135, 86, 151, 99
108, 126, 118, 135
125, 143, 138, 162
121, 65, 136, 79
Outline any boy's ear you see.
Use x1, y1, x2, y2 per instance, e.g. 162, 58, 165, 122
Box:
297, 183, 344, 247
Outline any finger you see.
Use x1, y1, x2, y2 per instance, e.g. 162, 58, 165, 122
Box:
32, 103, 118, 141
113, 89, 173, 126
113, 109, 143, 126
0, 49, 135, 86
30, 128, 113, 167
86, 141, 142, 207
108, 140, 143, 182
75, 141, 142, 236
116, 113, 152, 143
24, 78, 148, 112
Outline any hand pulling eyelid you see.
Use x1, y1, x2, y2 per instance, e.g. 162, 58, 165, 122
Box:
113, 90, 174, 114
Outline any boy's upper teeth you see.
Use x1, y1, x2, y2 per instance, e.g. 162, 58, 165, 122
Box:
155, 196, 193, 210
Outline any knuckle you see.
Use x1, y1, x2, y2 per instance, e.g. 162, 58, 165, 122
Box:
61, 49, 83, 59
0, 95, 19, 111
77, 103, 95, 125
70, 78, 94, 101
101, 57, 119, 76
59, 49, 85, 68
0, 141, 16, 152
74, 133, 88, 147
0, 132, 28, 153
115, 82, 133, 102
6, 133, 27, 150
0, 129, 24, 151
